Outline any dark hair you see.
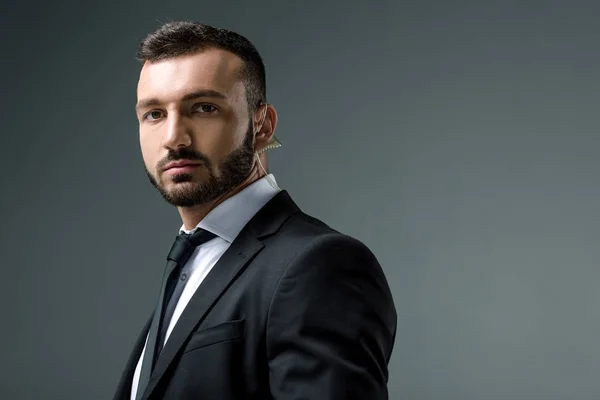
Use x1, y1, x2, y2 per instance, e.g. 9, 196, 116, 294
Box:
137, 21, 266, 113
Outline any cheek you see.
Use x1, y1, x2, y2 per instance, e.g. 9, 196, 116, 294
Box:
208, 136, 237, 158
203, 123, 248, 159
139, 132, 160, 169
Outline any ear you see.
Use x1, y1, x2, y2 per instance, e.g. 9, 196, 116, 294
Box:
253, 104, 278, 152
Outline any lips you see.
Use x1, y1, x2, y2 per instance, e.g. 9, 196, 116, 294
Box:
163, 160, 202, 171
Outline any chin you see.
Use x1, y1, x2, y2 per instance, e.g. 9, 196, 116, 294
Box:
165, 181, 199, 194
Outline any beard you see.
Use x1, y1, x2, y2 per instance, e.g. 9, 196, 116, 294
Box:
144, 124, 255, 207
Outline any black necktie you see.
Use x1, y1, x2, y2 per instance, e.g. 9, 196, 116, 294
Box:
135, 228, 216, 400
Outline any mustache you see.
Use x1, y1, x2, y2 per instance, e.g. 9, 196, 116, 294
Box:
157, 148, 212, 170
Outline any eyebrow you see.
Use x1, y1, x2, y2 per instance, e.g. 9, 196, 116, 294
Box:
135, 89, 228, 111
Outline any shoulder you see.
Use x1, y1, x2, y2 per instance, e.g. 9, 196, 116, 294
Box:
269, 211, 383, 281
269, 210, 376, 262
265, 211, 397, 342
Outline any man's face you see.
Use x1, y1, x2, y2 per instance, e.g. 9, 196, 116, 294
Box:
136, 49, 256, 207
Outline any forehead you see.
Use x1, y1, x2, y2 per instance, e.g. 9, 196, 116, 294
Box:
137, 48, 246, 106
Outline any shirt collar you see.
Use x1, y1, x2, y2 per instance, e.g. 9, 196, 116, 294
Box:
179, 174, 280, 243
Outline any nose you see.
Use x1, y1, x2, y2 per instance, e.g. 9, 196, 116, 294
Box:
163, 113, 192, 150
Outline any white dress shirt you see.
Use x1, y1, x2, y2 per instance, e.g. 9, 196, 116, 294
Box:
130, 174, 280, 400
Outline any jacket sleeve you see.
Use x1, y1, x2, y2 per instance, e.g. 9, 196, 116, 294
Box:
266, 233, 397, 399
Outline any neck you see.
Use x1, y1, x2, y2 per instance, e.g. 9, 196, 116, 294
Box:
177, 162, 267, 231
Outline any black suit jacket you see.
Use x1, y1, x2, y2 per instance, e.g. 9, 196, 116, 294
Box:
113, 190, 397, 400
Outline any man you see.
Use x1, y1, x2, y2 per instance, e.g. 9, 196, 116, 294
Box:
113, 21, 397, 400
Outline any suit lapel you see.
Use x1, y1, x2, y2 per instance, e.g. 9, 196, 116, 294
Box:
140, 190, 301, 399
140, 230, 263, 399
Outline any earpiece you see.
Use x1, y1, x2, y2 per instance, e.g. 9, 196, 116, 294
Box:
254, 103, 268, 140
253, 103, 281, 192
255, 103, 282, 154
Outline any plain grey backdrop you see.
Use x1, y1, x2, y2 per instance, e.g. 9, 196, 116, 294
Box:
2, 0, 600, 399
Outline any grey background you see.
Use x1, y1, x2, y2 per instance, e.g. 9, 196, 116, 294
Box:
1, 0, 599, 399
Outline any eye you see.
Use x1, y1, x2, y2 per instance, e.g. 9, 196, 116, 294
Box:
144, 110, 164, 121
194, 104, 218, 113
